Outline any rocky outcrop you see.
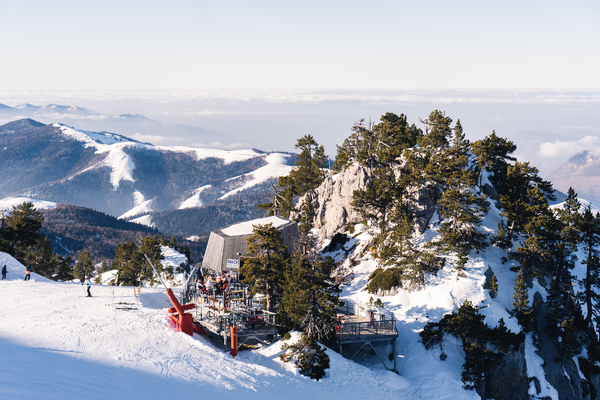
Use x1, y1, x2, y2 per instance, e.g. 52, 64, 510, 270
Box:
301, 164, 370, 242
533, 301, 592, 400
479, 343, 529, 400
297, 163, 437, 241
405, 185, 437, 234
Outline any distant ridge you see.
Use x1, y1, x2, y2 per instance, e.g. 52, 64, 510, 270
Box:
547, 150, 600, 202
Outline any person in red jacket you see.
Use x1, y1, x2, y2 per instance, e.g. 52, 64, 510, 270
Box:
24, 265, 31, 281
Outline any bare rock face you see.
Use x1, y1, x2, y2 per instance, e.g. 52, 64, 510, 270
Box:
478, 342, 529, 400
405, 185, 437, 234
297, 163, 438, 241
306, 164, 370, 242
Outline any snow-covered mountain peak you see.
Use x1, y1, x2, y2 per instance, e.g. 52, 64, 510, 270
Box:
54, 123, 140, 148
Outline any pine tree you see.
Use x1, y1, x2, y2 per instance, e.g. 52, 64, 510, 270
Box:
512, 269, 530, 323
280, 333, 330, 380
433, 119, 489, 271
510, 186, 559, 276
494, 220, 512, 249
489, 273, 498, 299
1, 202, 44, 260
279, 198, 341, 340
578, 205, 600, 336
263, 135, 328, 218
471, 131, 517, 191
499, 162, 555, 234
99, 258, 108, 273
74, 251, 94, 282
241, 223, 289, 312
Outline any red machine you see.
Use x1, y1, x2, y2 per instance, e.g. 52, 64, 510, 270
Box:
145, 255, 205, 337
166, 288, 205, 336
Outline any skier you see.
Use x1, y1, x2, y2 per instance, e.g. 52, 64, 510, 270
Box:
24, 265, 31, 281
1, 265, 7, 279
84, 276, 92, 297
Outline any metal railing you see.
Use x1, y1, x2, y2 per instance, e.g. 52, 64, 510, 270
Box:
337, 318, 398, 341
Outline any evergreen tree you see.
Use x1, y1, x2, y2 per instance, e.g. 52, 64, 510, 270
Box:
489, 273, 498, 299
579, 205, 600, 333
74, 251, 94, 282
280, 333, 330, 380
510, 186, 559, 276
499, 162, 555, 234
494, 220, 512, 249
53, 255, 74, 282
471, 131, 517, 191
372, 112, 420, 164
113, 241, 140, 286
99, 258, 108, 273
263, 135, 328, 218
512, 269, 531, 324
1, 202, 44, 260
433, 119, 489, 271
279, 198, 341, 340
240, 223, 289, 312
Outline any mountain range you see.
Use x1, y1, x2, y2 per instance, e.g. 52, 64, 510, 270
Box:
0, 118, 293, 236
0, 102, 238, 149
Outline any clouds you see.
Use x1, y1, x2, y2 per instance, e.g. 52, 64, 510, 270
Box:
539, 136, 600, 158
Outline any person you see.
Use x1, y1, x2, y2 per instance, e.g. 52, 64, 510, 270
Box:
1, 265, 6, 280
24, 265, 31, 281
206, 276, 214, 295
84, 276, 92, 297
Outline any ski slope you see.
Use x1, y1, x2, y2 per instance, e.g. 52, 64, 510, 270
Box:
0, 253, 401, 400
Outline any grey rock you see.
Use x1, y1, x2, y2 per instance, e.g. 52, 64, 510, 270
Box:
479, 342, 529, 400
297, 163, 437, 241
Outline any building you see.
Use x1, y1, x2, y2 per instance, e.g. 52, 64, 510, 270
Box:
202, 216, 298, 277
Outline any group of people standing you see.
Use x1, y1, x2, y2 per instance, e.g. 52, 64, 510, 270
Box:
195, 270, 235, 296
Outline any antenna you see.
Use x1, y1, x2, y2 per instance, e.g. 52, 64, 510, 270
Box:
144, 254, 168, 290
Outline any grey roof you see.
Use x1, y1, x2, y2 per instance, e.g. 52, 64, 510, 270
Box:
202, 216, 298, 274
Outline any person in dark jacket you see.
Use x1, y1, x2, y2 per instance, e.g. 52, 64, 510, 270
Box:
1, 265, 6, 279
24, 265, 31, 281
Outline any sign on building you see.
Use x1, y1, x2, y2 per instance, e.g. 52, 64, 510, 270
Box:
226, 259, 239, 270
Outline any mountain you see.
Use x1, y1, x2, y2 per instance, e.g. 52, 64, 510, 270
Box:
0, 119, 293, 234
546, 150, 600, 203
40, 203, 206, 263
0, 102, 234, 148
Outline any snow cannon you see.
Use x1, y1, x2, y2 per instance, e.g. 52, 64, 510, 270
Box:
144, 254, 205, 337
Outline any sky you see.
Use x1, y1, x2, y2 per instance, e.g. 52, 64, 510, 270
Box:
0, 1, 599, 90
0, 1, 599, 176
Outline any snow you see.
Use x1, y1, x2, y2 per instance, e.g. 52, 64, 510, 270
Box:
221, 215, 291, 236
178, 185, 212, 209
154, 146, 260, 165
119, 199, 153, 220
133, 190, 145, 207
0, 252, 406, 400
218, 153, 293, 200
55, 124, 138, 190
525, 334, 560, 399
1, 167, 588, 399
129, 214, 154, 227
0, 197, 56, 213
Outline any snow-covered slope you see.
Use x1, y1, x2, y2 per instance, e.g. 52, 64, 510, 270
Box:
0, 197, 57, 213
0, 252, 403, 400
55, 123, 140, 190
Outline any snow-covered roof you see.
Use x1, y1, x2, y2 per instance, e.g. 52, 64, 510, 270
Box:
220, 215, 292, 236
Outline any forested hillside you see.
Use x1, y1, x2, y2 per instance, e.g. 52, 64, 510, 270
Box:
40, 204, 206, 263
264, 110, 600, 399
